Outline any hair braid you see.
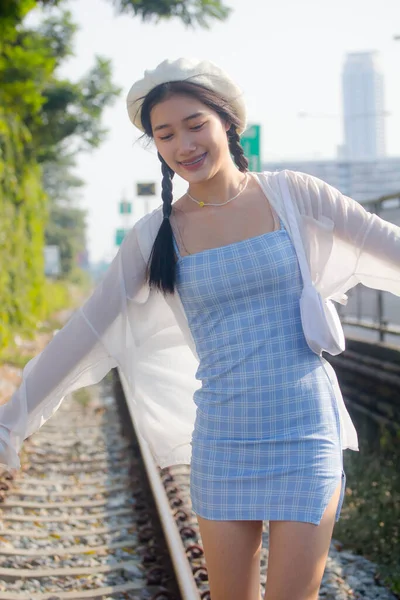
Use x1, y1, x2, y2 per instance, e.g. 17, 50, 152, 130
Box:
159, 152, 174, 218
146, 154, 176, 295
228, 125, 249, 172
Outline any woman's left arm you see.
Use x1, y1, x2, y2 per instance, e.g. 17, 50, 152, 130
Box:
288, 171, 400, 296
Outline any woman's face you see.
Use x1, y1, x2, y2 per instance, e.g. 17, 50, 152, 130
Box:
150, 93, 231, 184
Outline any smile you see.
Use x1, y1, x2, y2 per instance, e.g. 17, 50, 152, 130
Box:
180, 153, 207, 166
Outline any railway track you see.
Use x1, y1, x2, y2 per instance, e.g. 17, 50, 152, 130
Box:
1, 354, 398, 600
0, 371, 209, 600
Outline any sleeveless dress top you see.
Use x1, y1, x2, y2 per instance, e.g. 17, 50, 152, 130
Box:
172, 211, 346, 525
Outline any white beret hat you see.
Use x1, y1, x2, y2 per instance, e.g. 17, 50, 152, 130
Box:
126, 57, 247, 134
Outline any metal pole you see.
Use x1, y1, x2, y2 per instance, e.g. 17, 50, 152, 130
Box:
357, 286, 362, 322
377, 291, 385, 343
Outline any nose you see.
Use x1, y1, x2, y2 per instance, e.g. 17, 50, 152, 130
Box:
178, 131, 197, 155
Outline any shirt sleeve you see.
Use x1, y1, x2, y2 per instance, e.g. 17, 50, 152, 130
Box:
0, 222, 148, 470
287, 170, 400, 296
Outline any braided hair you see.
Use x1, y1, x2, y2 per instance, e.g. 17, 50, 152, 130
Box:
140, 80, 249, 295
146, 153, 176, 294
228, 125, 249, 173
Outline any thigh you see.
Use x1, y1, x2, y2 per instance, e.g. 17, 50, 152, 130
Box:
196, 516, 263, 600
264, 479, 342, 600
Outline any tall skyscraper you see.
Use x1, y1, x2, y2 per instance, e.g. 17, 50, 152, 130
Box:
342, 51, 386, 160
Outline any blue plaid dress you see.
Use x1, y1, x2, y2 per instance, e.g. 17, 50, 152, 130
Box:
173, 219, 346, 525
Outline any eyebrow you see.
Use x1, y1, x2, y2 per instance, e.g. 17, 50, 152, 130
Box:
153, 111, 206, 132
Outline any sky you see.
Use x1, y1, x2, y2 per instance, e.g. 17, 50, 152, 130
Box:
33, 0, 400, 263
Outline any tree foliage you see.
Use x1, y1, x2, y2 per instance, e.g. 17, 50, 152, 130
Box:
0, 109, 48, 346
45, 204, 87, 275
0, 5, 120, 347
0, 0, 231, 349
42, 155, 84, 205
1, 0, 231, 29
42, 154, 88, 277
110, 0, 231, 27
36, 56, 121, 162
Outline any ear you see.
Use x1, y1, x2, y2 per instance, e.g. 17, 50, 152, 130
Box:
224, 120, 232, 132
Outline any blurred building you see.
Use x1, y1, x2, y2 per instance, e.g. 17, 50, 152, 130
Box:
342, 51, 386, 160
263, 157, 400, 203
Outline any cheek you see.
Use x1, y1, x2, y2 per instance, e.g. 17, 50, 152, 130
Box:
210, 131, 229, 157
203, 130, 223, 153
209, 122, 228, 145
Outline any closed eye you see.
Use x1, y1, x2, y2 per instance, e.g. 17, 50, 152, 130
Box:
159, 122, 205, 141
190, 123, 205, 131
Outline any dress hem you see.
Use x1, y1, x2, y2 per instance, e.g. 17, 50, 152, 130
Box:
192, 471, 346, 526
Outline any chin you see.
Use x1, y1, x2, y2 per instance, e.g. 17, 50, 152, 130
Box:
179, 165, 218, 186
186, 172, 212, 185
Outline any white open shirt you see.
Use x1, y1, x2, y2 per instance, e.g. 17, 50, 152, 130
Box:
1, 170, 399, 470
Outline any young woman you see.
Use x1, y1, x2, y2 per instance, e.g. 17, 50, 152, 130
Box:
1, 58, 399, 600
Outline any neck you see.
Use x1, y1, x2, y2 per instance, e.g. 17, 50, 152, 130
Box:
187, 166, 248, 206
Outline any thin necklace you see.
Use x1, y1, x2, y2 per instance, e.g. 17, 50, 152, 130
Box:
186, 173, 249, 208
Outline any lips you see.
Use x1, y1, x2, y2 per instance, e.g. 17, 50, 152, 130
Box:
179, 153, 207, 166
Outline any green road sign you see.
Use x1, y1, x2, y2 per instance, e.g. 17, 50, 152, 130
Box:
241, 124, 261, 172
119, 201, 132, 215
115, 228, 130, 246
137, 183, 156, 196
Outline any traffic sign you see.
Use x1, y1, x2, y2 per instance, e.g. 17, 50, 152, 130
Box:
241, 125, 261, 172
137, 183, 156, 196
119, 201, 132, 215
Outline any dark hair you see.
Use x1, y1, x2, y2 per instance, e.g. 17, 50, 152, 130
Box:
140, 80, 249, 295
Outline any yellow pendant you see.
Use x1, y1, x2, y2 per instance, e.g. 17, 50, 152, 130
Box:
199, 201, 205, 207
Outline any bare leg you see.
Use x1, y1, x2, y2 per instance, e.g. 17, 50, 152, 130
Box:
196, 516, 264, 600
264, 479, 342, 600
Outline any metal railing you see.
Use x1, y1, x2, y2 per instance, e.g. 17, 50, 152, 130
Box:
340, 311, 400, 343
339, 287, 400, 343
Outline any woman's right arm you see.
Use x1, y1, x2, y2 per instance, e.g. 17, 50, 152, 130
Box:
0, 221, 149, 470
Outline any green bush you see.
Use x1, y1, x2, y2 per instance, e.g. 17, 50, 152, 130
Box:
334, 426, 400, 595
0, 110, 48, 350
41, 278, 72, 317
